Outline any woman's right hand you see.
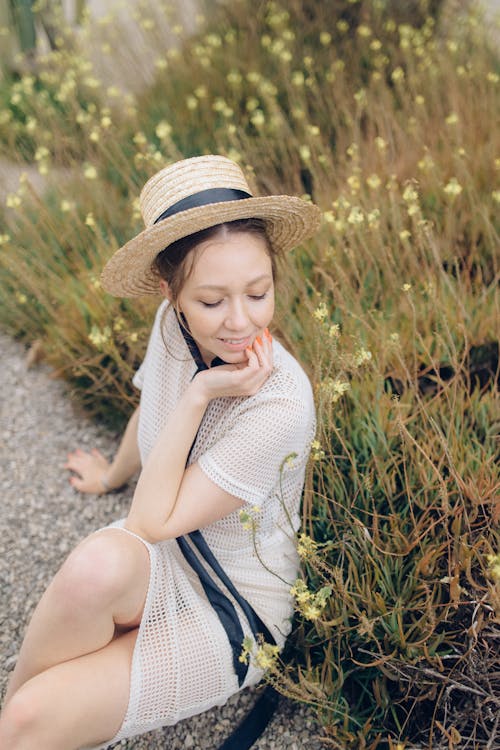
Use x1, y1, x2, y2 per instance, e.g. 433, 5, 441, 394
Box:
193, 330, 274, 402
64, 448, 112, 495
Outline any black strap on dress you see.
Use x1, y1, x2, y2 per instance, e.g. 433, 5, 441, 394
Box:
173, 312, 281, 748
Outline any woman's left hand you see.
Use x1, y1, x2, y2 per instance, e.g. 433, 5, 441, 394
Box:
193, 329, 273, 402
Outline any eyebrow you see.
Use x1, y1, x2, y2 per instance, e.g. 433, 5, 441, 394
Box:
195, 274, 272, 291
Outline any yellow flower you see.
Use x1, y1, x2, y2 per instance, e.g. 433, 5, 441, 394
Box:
399, 231, 411, 241
487, 72, 499, 84
16, 292, 27, 304
88, 325, 111, 349
415, 94, 425, 105
443, 177, 463, 197
227, 70, 242, 85
313, 301, 328, 321
186, 96, 198, 111
366, 173, 381, 190
354, 347, 372, 366
155, 121, 172, 140
329, 323, 340, 338
418, 153, 435, 172
354, 88, 367, 105
402, 184, 418, 203
60, 200, 75, 212
367, 209, 380, 228
320, 31, 331, 45
347, 206, 364, 225
290, 578, 312, 604
85, 213, 96, 228
297, 532, 319, 557
491, 191, 500, 204
250, 110, 265, 128
299, 145, 311, 162
391, 67, 405, 82
0, 233, 10, 245
301, 603, 323, 621
375, 136, 387, 152
101, 115, 112, 129
254, 643, 280, 670
402, 282, 412, 291
34, 146, 50, 162
347, 175, 361, 193
357, 24, 372, 37
6, 194, 22, 208
336, 19, 349, 33
238, 636, 254, 665
445, 111, 459, 126
487, 553, 500, 581
390, 332, 400, 344
320, 377, 351, 402
83, 164, 98, 180
129, 332, 138, 343
346, 142, 359, 159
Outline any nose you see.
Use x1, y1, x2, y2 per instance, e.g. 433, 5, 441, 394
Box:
224, 298, 250, 332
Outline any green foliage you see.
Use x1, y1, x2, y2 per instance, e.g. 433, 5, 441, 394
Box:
0, 0, 499, 745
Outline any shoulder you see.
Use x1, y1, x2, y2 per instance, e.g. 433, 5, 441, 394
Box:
264, 339, 314, 406
234, 339, 315, 426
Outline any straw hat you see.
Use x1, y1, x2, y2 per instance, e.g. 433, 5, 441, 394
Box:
100, 155, 321, 297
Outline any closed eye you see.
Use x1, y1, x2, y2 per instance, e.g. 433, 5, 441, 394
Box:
201, 300, 222, 308
249, 293, 267, 301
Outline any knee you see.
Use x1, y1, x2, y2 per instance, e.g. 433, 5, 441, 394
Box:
53, 531, 139, 608
0, 684, 45, 746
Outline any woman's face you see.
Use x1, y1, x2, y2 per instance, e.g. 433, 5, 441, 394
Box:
160, 231, 275, 366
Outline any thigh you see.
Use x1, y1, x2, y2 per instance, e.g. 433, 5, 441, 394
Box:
3, 629, 138, 750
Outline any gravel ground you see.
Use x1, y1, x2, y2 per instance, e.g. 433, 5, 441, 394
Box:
0, 330, 326, 749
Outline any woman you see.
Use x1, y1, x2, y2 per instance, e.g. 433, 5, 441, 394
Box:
0, 155, 321, 749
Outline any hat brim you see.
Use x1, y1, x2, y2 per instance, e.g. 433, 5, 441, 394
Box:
100, 195, 321, 297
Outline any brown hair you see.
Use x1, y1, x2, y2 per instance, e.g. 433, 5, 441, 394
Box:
152, 218, 278, 305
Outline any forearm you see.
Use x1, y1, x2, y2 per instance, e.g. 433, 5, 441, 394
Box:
125, 382, 208, 541
105, 406, 142, 489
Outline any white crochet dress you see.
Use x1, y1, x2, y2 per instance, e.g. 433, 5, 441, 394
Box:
92, 300, 316, 748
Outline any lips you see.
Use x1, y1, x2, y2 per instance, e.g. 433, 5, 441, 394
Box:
218, 335, 253, 350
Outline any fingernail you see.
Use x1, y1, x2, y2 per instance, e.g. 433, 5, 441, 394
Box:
264, 328, 272, 341
256, 336, 263, 346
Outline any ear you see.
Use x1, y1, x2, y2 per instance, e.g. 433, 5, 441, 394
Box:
159, 279, 173, 301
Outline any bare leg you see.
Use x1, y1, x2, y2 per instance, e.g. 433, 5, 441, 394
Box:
3, 528, 150, 703
0, 628, 138, 750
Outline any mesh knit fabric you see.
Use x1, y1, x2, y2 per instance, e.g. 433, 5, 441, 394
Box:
90, 300, 316, 748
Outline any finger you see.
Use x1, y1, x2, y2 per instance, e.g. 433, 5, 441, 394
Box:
245, 345, 259, 369
255, 334, 273, 372
252, 336, 266, 366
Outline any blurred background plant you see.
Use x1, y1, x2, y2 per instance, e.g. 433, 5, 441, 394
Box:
0, 0, 499, 746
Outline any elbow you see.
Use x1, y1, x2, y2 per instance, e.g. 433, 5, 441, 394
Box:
124, 512, 173, 545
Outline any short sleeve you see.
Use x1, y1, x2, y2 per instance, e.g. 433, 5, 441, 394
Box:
197, 395, 314, 508
132, 360, 145, 390
131, 299, 170, 392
